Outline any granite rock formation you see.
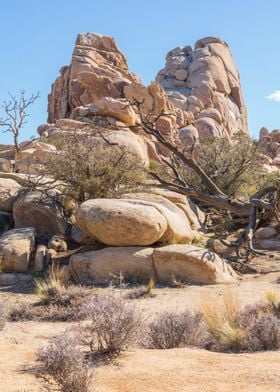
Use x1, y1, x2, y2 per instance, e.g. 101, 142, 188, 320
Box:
156, 36, 248, 143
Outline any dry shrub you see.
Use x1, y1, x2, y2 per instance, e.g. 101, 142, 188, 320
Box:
45, 137, 148, 203
203, 292, 280, 352
245, 314, 280, 351
78, 293, 143, 357
36, 332, 94, 392
147, 310, 207, 349
8, 303, 36, 322
0, 302, 6, 330
126, 278, 155, 300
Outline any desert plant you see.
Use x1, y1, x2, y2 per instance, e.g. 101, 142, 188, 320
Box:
0, 302, 6, 330
45, 136, 149, 202
78, 293, 143, 357
201, 294, 245, 352
126, 277, 155, 300
8, 303, 36, 322
147, 310, 207, 349
244, 314, 280, 351
36, 332, 94, 392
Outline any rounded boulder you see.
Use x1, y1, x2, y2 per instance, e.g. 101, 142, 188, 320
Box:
76, 199, 168, 246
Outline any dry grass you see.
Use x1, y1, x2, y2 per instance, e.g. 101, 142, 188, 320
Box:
201, 293, 246, 352
126, 278, 156, 300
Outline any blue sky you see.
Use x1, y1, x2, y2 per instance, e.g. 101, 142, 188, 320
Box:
0, 0, 279, 143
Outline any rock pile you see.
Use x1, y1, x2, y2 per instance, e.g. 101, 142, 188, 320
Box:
156, 37, 248, 144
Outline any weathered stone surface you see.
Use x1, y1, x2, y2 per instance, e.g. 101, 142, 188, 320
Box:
0, 158, 12, 173
13, 190, 68, 239
0, 228, 35, 273
149, 188, 205, 231
0, 273, 33, 286
156, 36, 248, 142
69, 247, 154, 285
255, 239, 280, 251
121, 193, 195, 244
72, 97, 137, 126
153, 244, 237, 284
34, 245, 46, 272
48, 33, 140, 122
71, 223, 92, 244
0, 178, 22, 212
255, 227, 277, 239
76, 199, 168, 246
48, 235, 68, 252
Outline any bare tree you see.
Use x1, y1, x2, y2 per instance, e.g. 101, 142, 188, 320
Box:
0, 90, 39, 160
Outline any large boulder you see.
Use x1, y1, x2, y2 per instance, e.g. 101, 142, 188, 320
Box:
13, 190, 68, 239
69, 247, 154, 285
0, 178, 22, 212
76, 197, 195, 246
0, 227, 35, 273
153, 244, 237, 284
72, 97, 137, 126
76, 199, 168, 246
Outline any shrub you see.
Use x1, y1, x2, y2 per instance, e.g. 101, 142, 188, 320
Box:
201, 294, 246, 352
36, 332, 94, 392
0, 302, 6, 331
147, 310, 207, 349
245, 314, 280, 351
8, 303, 36, 322
78, 294, 143, 357
177, 134, 277, 198
45, 137, 148, 202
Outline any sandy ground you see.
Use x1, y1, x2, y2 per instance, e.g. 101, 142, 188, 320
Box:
0, 272, 280, 391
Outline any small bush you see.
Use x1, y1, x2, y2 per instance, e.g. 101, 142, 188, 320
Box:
0, 302, 6, 330
245, 314, 280, 351
78, 294, 143, 357
8, 303, 36, 322
147, 310, 207, 349
37, 332, 94, 392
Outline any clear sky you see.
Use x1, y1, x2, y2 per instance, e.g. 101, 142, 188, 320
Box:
1, 0, 279, 144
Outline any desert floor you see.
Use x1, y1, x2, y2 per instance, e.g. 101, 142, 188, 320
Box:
1, 270, 280, 392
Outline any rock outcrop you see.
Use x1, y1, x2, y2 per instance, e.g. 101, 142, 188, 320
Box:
153, 244, 237, 284
13, 190, 68, 239
76, 195, 197, 247
258, 127, 280, 171
156, 37, 248, 142
0, 227, 35, 273
69, 244, 237, 285
70, 247, 155, 285
48, 33, 140, 122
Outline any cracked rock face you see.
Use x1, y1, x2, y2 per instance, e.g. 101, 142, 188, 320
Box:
156, 36, 248, 142
48, 33, 140, 123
